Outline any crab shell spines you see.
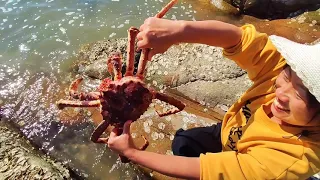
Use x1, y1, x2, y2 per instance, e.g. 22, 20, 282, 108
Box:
100, 76, 153, 124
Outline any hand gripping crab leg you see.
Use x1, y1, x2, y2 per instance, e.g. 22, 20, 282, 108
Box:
113, 125, 149, 163
136, 0, 178, 79
91, 120, 149, 163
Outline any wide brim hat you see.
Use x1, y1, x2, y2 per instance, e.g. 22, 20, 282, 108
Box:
269, 35, 320, 103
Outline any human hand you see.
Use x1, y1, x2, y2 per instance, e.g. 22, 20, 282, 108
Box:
137, 17, 183, 60
107, 120, 137, 157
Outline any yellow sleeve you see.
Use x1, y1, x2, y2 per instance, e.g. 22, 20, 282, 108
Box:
223, 24, 285, 82
200, 148, 314, 180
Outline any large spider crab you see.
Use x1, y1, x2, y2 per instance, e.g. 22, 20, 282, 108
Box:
57, 0, 184, 163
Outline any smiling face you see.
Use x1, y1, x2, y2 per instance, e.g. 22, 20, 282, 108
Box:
271, 66, 320, 126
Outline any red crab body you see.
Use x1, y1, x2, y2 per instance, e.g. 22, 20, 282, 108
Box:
98, 76, 153, 125
57, 0, 181, 163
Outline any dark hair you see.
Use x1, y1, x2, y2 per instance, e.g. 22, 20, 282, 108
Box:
308, 92, 320, 108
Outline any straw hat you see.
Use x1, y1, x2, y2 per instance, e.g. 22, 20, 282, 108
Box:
269, 35, 320, 103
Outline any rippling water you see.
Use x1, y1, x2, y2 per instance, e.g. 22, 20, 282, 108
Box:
0, 0, 234, 179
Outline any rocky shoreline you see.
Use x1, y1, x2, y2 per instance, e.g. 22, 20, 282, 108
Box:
0, 121, 73, 180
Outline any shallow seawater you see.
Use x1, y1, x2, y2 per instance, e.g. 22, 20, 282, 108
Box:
0, 0, 237, 179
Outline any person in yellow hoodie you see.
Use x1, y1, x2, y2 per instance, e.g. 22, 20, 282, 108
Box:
106, 17, 320, 180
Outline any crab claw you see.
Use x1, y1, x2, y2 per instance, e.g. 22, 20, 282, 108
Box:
69, 77, 83, 99
56, 101, 66, 110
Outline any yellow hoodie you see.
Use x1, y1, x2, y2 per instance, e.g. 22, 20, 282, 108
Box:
199, 24, 320, 180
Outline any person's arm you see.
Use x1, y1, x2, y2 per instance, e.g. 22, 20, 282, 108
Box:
107, 120, 200, 179
176, 20, 242, 48
137, 17, 242, 59
126, 149, 200, 179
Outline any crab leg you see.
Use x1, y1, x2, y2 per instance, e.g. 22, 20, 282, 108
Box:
69, 78, 83, 99
155, 0, 178, 18
136, 49, 149, 79
69, 78, 100, 100
136, 0, 178, 79
56, 99, 101, 110
90, 120, 110, 143
107, 52, 123, 81
139, 135, 149, 151
72, 92, 101, 101
154, 91, 185, 117
125, 27, 139, 77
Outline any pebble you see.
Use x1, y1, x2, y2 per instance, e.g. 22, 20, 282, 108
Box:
144, 126, 151, 133
158, 133, 165, 139
151, 132, 159, 140
169, 134, 174, 141
219, 104, 229, 112
158, 122, 166, 130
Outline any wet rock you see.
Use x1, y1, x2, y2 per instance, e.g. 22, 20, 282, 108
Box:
79, 58, 110, 79
246, 16, 320, 44
75, 38, 141, 78
77, 38, 128, 64
146, 43, 246, 87
293, 10, 320, 26
174, 76, 251, 107
0, 122, 71, 179
223, 0, 320, 19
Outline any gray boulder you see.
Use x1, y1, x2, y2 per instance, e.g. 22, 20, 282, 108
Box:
223, 0, 320, 19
